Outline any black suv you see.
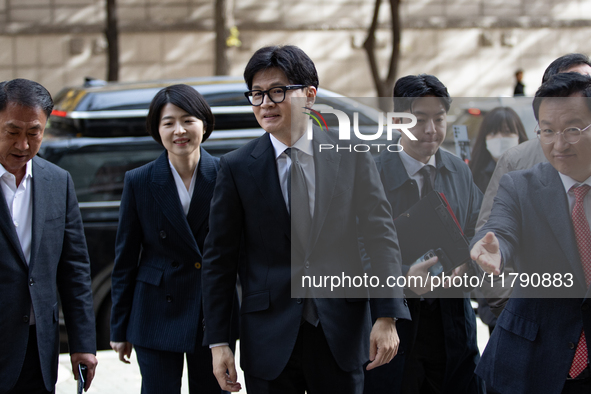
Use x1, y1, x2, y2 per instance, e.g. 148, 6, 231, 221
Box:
42, 76, 384, 350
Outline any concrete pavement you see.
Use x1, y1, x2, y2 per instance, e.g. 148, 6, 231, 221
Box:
56, 315, 491, 393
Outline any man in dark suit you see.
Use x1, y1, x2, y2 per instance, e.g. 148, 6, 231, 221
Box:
201, 45, 410, 393
471, 72, 591, 393
0, 79, 97, 393
364, 74, 484, 394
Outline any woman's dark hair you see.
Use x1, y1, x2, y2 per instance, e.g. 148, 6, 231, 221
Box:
244, 45, 319, 90
146, 84, 214, 145
469, 107, 528, 178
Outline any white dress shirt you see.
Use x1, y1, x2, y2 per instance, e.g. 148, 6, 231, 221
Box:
0, 160, 33, 264
169, 158, 199, 216
398, 150, 436, 199
1, 160, 35, 324
270, 133, 315, 217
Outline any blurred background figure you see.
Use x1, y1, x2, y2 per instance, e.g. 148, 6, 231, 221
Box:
513, 69, 525, 96
469, 107, 528, 194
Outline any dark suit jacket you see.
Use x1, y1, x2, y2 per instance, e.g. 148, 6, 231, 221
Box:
472, 162, 591, 393
202, 130, 410, 381
110, 149, 235, 353
0, 156, 96, 393
373, 146, 484, 393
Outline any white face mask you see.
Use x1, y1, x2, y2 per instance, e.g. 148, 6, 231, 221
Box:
486, 136, 519, 160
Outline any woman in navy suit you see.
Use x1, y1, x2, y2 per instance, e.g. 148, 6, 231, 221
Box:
109, 84, 230, 393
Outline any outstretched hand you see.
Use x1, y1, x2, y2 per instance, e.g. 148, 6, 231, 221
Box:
470, 232, 502, 275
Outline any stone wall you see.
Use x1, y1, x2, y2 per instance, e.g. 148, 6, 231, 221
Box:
1, 0, 591, 97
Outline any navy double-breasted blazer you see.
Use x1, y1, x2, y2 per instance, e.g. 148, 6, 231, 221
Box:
110, 148, 236, 352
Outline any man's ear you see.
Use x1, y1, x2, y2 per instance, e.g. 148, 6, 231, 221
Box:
306, 86, 317, 107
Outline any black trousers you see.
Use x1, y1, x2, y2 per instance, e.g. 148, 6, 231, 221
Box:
402, 300, 447, 394
134, 321, 224, 394
8, 325, 53, 394
245, 322, 363, 394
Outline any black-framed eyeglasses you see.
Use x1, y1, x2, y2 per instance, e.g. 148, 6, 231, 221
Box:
244, 85, 306, 106
535, 123, 591, 144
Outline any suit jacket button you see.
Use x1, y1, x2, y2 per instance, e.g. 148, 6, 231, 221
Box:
172, 261, 179, 268
305, 262, 310, 269
403, 299, 408, 306
297, 298, 302, 304
195, 262, 202, 269
160, 230, 167, 239
29, 278, 34, 286
569, 342, 576, 349
166, 294, 173, 303
23, 315, 29, 323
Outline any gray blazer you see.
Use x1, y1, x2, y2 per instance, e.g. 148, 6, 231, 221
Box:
0, 156, 96, 393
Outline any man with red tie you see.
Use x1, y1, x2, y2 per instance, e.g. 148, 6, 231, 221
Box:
471, 72, 591, 393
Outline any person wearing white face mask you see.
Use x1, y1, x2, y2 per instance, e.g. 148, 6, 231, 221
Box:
469, 107, 528, 194
486, 133, 519, 161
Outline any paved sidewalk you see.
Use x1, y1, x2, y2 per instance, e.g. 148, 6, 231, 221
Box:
56, 316, 491, 393
56, 344, 246, 393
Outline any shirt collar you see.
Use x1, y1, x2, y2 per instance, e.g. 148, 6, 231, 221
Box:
168, 158, 199, 180
269, 133, 314, 159
399, 149, 436, 178
559, 172, 591, 194
0, 160, 33, 180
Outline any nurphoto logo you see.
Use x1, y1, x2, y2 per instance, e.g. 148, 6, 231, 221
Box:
304, 106, 418, 153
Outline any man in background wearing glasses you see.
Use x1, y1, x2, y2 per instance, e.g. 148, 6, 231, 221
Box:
471, 72, 591, 393
201, 45, 409, 393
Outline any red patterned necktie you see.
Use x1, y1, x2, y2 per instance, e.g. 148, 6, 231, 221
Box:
569, 184, 591, 378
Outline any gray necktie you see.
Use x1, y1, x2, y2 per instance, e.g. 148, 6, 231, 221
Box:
285, 148, 319, 326
285, 148, 312, 251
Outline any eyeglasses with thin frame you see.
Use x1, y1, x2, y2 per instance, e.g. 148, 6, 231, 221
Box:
535, 123, 591, 144
244, 85, 306, 106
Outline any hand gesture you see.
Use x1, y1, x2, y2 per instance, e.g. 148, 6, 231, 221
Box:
470, 232, 502, 275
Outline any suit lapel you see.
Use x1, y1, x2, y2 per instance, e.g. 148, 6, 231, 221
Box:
307, 131, 340, 254
186, 149, 217, 243
29, 157, 50, 272
0, 175, 27, 267
248, 134, 291, 240
148, 152, 199, 254
535, 164, 587, 289
379, 144, 411, 193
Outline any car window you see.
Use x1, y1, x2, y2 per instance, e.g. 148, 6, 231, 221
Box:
54, 144, 163, 202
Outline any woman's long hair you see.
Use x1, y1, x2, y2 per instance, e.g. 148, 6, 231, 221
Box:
469, 107, 528, 178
